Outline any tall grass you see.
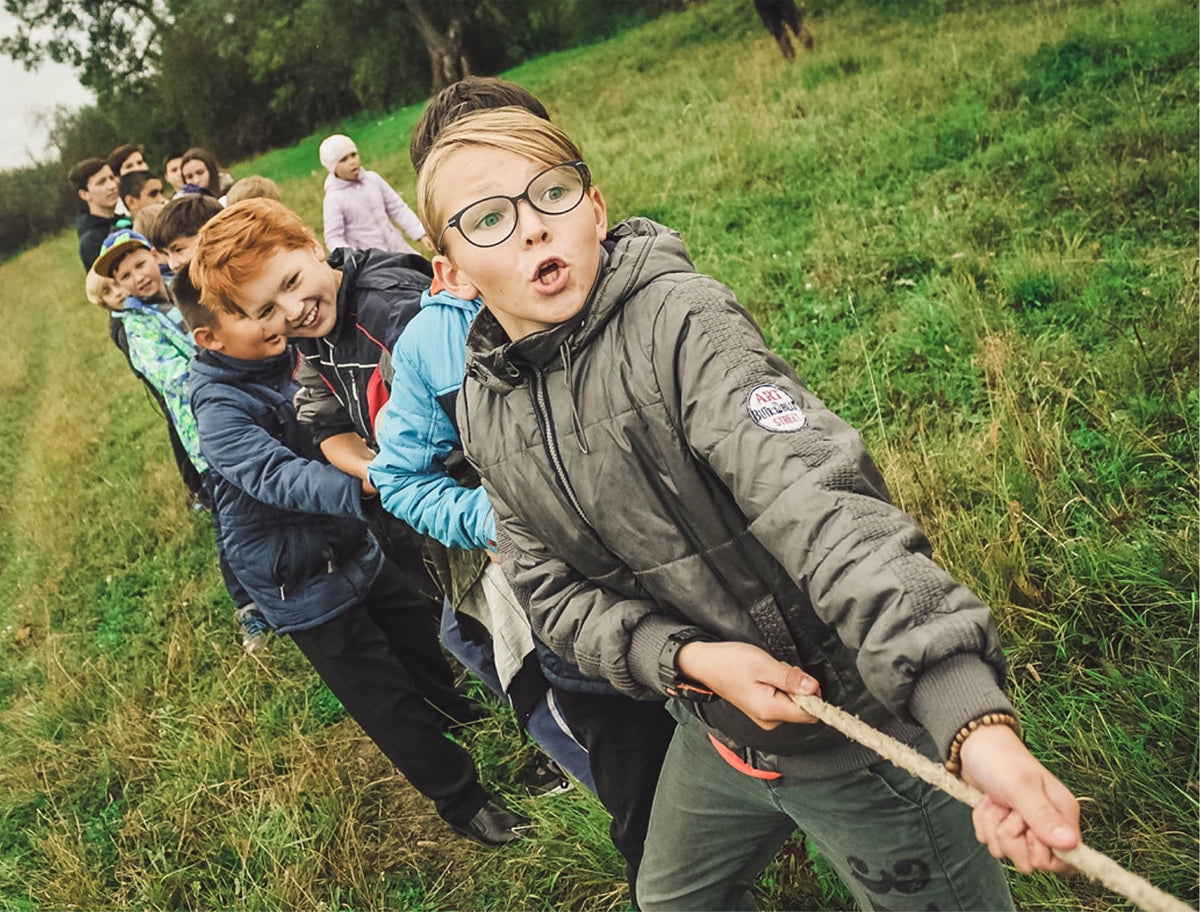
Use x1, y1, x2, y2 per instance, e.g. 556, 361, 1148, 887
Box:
1, 0, 1195, 908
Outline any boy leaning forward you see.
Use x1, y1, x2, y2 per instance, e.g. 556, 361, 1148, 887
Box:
419, 108, 1081, 910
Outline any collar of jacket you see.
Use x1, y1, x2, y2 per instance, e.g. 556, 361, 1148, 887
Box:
194, 346, 297, 382
464, 217, 693, 394
326, 246, 433, 346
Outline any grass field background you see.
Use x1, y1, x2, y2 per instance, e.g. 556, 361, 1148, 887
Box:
0, 0, 1196, 908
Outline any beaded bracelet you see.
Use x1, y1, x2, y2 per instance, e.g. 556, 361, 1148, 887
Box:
944, 712, 1021, 778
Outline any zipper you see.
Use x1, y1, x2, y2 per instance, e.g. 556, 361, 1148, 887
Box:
531, 370, 592, 528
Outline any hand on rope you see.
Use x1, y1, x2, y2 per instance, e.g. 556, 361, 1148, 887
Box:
675, 640, 822, 728
959, 723, 1080, 875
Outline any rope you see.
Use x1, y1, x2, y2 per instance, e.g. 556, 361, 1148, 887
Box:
787, 692, 1195, 912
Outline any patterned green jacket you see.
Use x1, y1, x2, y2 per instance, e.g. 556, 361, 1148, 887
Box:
115, 298, 208, 474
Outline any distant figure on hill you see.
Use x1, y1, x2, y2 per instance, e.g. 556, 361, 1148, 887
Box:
69, 158, 128, 270
754, 0, 813, 60
319, 133, 433, 256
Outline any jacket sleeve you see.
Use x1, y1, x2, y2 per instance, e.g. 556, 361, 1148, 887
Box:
652, 277, 1013, 755
125, 320, 207, 474
374, 172, 426, 241
323, 191, 347, 252
367, 340, 495, 550
293, 356, 356, 444
489, 484, 707, 700
194, 388, 367, 519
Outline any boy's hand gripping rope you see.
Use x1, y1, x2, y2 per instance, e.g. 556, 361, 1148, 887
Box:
787, 692, 1194, 912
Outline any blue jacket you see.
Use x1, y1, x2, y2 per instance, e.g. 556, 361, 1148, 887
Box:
189, 347, 383, 633
368, 290, 617, 696
369, 289, 495, 550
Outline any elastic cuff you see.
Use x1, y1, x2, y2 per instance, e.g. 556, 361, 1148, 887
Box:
908, 653, 1015, 760
627, 615, 709, 695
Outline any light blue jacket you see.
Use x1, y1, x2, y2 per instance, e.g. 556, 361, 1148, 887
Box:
368, 289, 495, 550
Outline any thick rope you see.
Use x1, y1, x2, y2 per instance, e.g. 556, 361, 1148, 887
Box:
788, 692, 1194, 912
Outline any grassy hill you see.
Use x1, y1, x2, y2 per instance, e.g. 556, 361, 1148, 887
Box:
1, 0, 1196, 908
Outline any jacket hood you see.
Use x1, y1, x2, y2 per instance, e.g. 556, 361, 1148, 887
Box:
326, 246, 432, 342
190, 347, 298, 392
465, 218, 694, 393
421, 287, 483, 315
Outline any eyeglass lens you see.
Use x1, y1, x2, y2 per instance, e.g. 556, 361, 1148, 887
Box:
458, 164, 586, 247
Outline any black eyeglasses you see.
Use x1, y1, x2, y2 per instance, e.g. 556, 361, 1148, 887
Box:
436, 161, 591, 252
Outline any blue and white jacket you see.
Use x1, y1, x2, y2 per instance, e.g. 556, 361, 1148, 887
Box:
369, 289, 495, 550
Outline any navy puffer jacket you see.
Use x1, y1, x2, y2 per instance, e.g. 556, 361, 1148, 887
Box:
190, 347, 383, 633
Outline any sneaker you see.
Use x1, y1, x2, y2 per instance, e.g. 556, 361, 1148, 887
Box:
520, 756, 574, 798
235, 604, 269, 654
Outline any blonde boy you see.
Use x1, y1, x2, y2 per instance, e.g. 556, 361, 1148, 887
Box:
419, 108, 1082, 911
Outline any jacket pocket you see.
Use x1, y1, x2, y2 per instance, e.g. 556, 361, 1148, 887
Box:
272, 527, 330, 592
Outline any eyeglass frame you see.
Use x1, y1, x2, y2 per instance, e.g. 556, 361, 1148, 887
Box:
435, 160, 592, 253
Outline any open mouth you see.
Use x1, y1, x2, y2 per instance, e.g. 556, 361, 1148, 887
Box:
533, 258, 568, 293
292, 304, 321, 331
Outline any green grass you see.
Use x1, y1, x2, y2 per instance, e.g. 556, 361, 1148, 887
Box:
1, 0, 1197, 908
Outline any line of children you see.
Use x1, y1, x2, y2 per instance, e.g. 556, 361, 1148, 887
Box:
174, 243, 529, 846
412, 105, 1082, 910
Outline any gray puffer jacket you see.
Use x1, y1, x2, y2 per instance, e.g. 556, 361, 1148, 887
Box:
460, 218, 1014, 777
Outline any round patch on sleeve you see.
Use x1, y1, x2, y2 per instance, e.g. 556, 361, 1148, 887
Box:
747, 384, 806, 432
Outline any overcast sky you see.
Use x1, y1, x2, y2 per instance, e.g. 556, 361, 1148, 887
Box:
0, 9, 94, 170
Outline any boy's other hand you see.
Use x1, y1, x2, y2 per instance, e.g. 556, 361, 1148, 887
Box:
676, 641, 821, 729
959, 724, 1080, 874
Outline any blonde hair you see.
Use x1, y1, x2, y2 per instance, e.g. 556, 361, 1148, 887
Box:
84, 267, 117, 310
417, 106, 584, 242
132, 202, 166, 240
226, 175, 282, 205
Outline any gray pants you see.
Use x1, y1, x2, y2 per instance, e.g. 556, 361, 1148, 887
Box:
637, 707, 1013, 911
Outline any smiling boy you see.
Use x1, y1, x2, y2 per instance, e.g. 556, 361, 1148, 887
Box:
177, 256, 528, 847
419, 107, 1082, 910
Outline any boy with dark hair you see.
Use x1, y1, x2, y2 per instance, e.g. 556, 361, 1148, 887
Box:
119, 170, 165, 217
162, 150, 186, 193
148, 194, 224, 273
108, 143, 148, 176
419, 107, 1082, 911
69, 158, 127, 269
409, 75, 551, 173
176, 263, 527, 846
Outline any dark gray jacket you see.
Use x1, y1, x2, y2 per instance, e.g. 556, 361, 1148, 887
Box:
460, 218, 1014, 777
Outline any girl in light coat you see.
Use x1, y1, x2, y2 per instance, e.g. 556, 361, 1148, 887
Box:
320, 134, 433, 256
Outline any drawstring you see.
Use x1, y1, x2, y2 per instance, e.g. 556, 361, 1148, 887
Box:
559, 344, 589, 454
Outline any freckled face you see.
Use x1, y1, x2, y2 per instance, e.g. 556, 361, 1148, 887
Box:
237, 245, 342, 340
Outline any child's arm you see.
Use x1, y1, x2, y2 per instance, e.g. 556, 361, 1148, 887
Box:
319, 432, 376, 484
490, 486, 708, 700
368, 340, 495, 550
323, 192, 347, 251
125, 320, 207, 473
195, 390, 369, 518
372, 172, 428, 246
654, 280, 1079, 870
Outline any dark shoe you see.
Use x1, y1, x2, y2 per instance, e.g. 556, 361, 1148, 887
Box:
451, 797, 530, 846
520, 755, 574, 798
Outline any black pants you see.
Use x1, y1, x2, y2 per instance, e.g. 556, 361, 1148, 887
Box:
554, 688, 677, 909
289, 559, 488, 826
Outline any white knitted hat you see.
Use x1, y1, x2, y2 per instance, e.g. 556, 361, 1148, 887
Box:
319, 134, 358, 173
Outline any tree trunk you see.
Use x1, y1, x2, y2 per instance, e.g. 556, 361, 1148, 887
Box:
401, 0, 471, 94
